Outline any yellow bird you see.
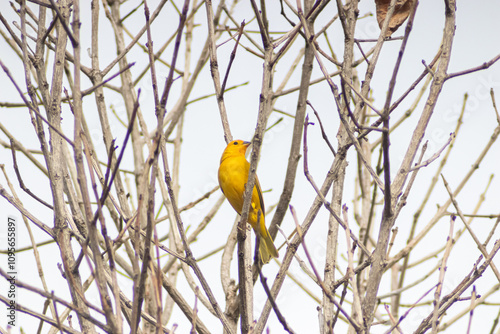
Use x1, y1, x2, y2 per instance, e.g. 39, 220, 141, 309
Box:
218, 140, 279, 263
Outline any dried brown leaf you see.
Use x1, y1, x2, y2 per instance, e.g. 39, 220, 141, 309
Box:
375, 0, 416, 37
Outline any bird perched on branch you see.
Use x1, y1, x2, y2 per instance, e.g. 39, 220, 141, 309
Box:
218, 140, 279, 264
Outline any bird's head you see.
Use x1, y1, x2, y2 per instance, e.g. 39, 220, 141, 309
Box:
221, 139, 251, 161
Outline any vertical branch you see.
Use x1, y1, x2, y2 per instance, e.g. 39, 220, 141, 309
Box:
70, 1, 106, 332
222, 217, 239, 333
75, 3, 121, 332
322, 177, 341, 333
131, 136, 159, 334
81, 136, 123, 334
106, 0, 146, 205
268, 15, 315, 241
342, 205, 363, 330
143, 1, 166, 327
161, 0, 199, 322
430, 215, 455, 333
237, 50, 275, 334
204, 0, 232, 142
361, 0, 426, 329
237, 221, 253, 333
236, 218, 257, 333
249, 0, 271, 48
233, 2, 279, 331
90, 0, 134, 223
322, 0, 357, 330
71, 0, 118, 329
390, 0, 456, 198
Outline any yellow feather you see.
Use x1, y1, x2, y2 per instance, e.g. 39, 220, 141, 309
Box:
218, 140, 279, 264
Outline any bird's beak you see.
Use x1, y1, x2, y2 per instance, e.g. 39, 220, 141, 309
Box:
243, 141, 251, 147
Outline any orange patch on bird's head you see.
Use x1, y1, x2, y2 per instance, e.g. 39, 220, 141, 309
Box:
221, 139, 251, 161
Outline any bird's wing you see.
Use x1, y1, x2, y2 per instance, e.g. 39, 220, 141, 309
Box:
255, 175, 265, 216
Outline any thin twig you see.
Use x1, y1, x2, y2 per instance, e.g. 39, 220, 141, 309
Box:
441, 174, 500, 282
256, 254, 296, 333
0, 60, 75, 147
409, 133, 455, 172
303, 116, 371, 258
289, 205, 361, 331
9, 141, 53, 209
446, 53, 500, 80
221, 21, 245, 95
430, 215, 455, 333
308, 102, 336, 156
490, 88, 500, 124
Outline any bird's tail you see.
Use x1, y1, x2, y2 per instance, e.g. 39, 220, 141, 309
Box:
259, 232, 279, 264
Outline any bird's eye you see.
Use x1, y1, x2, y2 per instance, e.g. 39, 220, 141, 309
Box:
233, 142, 238, 145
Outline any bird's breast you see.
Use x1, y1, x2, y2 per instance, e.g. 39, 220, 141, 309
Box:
218, 157, 250, 214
